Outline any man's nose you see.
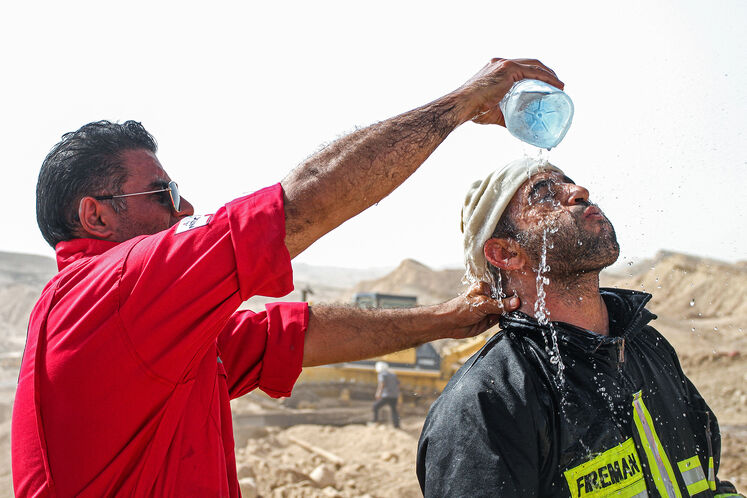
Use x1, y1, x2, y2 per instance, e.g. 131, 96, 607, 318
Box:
176, 197, 195, 217
567, 184, 590, 205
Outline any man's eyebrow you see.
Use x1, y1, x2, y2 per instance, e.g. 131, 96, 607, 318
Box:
147, 179, 170, 189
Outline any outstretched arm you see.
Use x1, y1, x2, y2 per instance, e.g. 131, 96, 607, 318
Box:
302, 282, 520, 367
281, 58, 563, 259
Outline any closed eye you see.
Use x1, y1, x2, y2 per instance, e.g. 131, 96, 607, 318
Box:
529, 179, 557, 203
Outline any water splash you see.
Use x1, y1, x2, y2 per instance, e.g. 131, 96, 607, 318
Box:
461, 267, 504, 311
533, 227, 565, 377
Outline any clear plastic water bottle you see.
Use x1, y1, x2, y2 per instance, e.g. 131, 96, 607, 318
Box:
499, 79, 574, 149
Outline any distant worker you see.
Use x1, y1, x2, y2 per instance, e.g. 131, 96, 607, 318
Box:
11, 57, 559, 496
373, 361, 401, 428
417, 158, 742, 497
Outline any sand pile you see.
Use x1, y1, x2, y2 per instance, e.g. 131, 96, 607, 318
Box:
0, 252, 56, 351
602, 250, 747, 320
349, 259, 464, 305
602, 251, 747, 352
235, 422, 423, 498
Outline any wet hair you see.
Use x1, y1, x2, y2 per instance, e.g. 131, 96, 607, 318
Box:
486, 210, 520, 287
491, 210, 519, 240
36, 120, 158, 247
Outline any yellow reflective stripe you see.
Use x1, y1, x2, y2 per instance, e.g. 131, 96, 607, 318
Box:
631, 391, 682, 498
563, 438, 648, 497
677, 456, 709, 495
708, 457, 716, 491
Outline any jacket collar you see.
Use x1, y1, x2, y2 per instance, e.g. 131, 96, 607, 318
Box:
498, 287, 657, 344
55, 238, 121, 272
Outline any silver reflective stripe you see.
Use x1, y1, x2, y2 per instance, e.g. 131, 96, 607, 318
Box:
632, 397, 679, 498
681, 466, 706, 487
630, 490, 649, 498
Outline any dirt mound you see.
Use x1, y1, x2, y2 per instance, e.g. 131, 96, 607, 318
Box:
601, 251, 747, 353
350, 259, 465, 305
680, 352, 747, 424
601, 250, 747, 320
0, 252, 56, 351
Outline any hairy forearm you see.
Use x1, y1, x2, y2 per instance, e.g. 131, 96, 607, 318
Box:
279, 58, 564, 258
282, 93, 473, 258
302, 303, 461, 367
301, 283, 521, 367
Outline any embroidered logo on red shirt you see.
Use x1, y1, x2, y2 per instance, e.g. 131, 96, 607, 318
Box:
175, 214, 212, 234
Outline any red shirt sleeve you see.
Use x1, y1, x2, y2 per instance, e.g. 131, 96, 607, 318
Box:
118, 184, 299, 383
217, 303, 308, 399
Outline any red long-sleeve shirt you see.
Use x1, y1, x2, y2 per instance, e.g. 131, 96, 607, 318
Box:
12, 184, 308, 496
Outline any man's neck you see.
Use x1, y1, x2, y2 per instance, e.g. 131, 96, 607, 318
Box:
504, 270, 610, 336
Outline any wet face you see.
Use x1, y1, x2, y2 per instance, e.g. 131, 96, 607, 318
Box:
506, 170, 620, 276
108, 149, 194, 241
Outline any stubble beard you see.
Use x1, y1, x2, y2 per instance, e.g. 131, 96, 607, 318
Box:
519, 210, 620, 282
116, 208, 169, 242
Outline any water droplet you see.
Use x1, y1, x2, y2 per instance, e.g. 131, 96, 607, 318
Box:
689, 299, 695, 307
578, 296, 583, 301
713, 326, 719, 331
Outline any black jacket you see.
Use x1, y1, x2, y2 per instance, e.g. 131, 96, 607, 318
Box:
417, 288, 739, 497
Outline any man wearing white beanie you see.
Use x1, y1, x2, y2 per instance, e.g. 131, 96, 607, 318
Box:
417, 160, 740, 497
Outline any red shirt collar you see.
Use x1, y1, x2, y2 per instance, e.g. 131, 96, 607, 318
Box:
55, 238, 121, 271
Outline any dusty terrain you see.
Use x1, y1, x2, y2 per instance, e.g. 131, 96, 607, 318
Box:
0, 250, 744, 496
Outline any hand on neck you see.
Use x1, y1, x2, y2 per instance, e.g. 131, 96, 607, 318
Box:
503, 269, 610, 336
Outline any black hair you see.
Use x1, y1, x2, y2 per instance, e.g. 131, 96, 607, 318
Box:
491, 210, 519, 240
36, 120, 158, 247
487, 210, 520, 286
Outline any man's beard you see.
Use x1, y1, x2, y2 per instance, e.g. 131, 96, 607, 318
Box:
518, 208, 620, 279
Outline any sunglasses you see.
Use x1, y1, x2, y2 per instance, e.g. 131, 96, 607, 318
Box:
94, 181, 181, 211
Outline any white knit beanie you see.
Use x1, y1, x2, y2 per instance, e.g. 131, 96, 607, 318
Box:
461, 157, 563, 284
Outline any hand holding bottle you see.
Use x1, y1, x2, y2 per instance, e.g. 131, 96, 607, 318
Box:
454, 58, 564, 127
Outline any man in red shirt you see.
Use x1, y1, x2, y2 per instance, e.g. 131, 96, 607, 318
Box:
13, 57, 562, 496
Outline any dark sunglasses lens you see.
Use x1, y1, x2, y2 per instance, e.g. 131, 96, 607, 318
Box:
169, 182, 180, 211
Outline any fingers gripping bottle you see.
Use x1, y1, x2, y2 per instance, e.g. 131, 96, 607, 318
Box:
499, 79, 574, 149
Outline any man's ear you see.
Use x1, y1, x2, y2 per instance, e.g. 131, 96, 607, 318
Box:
77, 197, 116, 239
484, 237, 526, 271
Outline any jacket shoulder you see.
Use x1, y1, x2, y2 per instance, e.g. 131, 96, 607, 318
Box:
419, 328, 553, 448
417, 330, 553, 496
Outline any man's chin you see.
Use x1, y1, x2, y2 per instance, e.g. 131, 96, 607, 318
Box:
583, 250, 620, 274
